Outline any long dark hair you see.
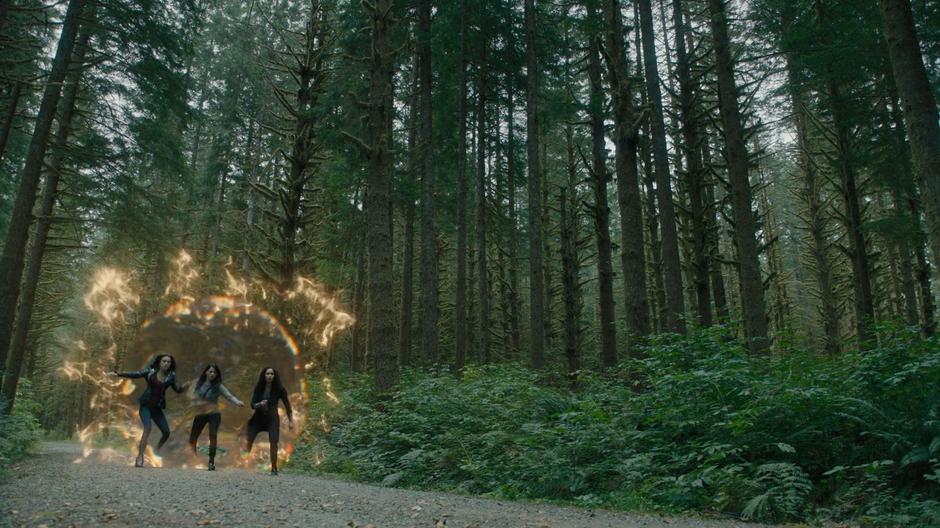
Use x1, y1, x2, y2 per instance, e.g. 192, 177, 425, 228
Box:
252, 367, 283, 399
195, 363, 222, 391
148, 353, 177, 373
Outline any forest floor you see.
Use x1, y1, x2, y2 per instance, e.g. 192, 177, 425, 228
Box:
0, 442, 773, 528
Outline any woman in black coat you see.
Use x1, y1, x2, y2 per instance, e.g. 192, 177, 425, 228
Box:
110, 354, 187, 467
244, 367, 294, 475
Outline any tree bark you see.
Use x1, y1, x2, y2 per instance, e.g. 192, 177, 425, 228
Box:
506, 81, 522, 354
827, 80, 874, 346
786, 60, 842, 354
602, 0, 650, 363
351, 237, 366, 372
417, 0, 439, 366
455, 0, 469, 370
585, 7, 617, 368
475, 12, 490, 364
701, 140, 729, 322
399, 55, 419, 368
525, 0, 546, 369
275, 4, 330, 289
638, 0, 685, 333
560, 184, 579, 379
878, 0, 940, 284
0, 0, 9, 38
364, 0, 397, 394
0, 81, 22, 165
672, 0, 711, 327
0, 0, 86, 392
705, 0, 770, 354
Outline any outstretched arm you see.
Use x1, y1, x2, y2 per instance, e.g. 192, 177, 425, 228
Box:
220, 384, 244, 406
111, 368, 148, 379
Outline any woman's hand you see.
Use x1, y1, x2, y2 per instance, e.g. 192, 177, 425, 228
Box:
236, 400, 245, 407
288, 419, 295, 431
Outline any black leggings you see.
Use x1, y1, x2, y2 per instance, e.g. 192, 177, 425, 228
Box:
190, 412, 222, 459
245, 412, 280, 471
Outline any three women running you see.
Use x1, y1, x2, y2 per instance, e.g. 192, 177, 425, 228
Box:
113, 358, 294, 473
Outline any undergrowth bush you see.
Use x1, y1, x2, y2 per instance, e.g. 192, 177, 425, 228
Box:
295, 325, 940, 525
0, 379, 44, 478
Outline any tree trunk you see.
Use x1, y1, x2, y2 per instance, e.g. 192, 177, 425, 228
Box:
275, 4, 331, 289
0, 81, 22, 165
2, 12, 93, 411
602, 0, 651, 364
416, 0, 439, 366
0, 0, 9, 37
494, 128, 512, 358
0, 0, 86, 392
525, 0, 546, 369
475, 14, 490, 364
506, 82, 522, 354
399, 55, 419, 368
672, 0, 711, 327
786, 61, 842, 354
585, 8, 617, 368
878, 0, 940, 282
705, 0, 769, 354
364, 0, 397, 394
827, 83, 875, 345
703, 142, 729, 321
911, 194, 937, 336
560, 184, 579, 378
633, 17, 665, 333
351, 238, 366, 372
541, 140, 554, 348
455, 0, 469, 370
638, 0, 685, 333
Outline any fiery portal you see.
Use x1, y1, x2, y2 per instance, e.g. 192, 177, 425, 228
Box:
128, 296, 305, 469
64, 253, 355, 471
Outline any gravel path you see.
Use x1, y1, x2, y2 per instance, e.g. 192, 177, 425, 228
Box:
0, 442, 767, 528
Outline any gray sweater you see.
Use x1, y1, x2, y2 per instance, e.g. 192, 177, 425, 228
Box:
194, 382, 241, 405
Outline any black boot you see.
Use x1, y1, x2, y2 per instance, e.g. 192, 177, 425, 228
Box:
208, 446, 216, 471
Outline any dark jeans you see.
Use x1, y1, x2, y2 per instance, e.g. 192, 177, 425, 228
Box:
139, 405, 170, 451
189, 412, 222, 459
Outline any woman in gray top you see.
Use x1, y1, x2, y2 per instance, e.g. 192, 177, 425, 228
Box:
189, 364, 243, 470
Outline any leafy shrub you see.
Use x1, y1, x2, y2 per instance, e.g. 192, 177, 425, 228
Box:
0, 379, 44, 477
296, 325, 940, 524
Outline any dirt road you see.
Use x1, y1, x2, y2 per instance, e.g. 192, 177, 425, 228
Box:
0, 443, 765, 528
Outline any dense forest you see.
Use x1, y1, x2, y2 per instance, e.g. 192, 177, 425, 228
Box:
2, 0, 940, 524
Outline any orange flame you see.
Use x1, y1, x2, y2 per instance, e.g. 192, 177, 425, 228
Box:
163, 249, 199, 300
284, 277, 356, 348
83, 268, 140, 327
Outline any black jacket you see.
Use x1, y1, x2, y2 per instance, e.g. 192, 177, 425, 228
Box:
250, 385, 293, 420
118, 368, 184, 409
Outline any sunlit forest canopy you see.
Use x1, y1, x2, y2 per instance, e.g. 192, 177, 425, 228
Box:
2, 0, 940, 523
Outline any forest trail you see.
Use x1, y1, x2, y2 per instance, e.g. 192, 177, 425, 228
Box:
0, 442, 767, 528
